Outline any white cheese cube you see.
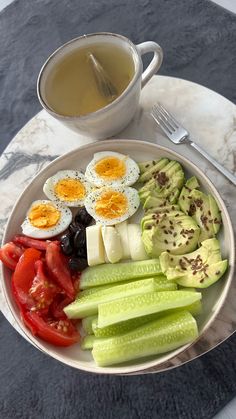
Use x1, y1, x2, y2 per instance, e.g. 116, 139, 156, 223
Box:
86, 224, 105, 266
115, 221, 130, 260
128, 224, 148, 261
102, 226, 123, 264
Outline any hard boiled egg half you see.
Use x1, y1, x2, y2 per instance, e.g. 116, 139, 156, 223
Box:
84, 186, 140, 225
21, 200, 72, 239
43, 170, 93, 207
85, 151, 140, 188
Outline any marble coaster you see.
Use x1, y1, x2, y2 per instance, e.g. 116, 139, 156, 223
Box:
0, 75, 235, 373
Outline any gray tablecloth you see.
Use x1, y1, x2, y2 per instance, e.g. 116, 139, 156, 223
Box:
1, 0, 236, 418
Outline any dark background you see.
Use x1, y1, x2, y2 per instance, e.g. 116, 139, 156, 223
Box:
1, 0, 236, 418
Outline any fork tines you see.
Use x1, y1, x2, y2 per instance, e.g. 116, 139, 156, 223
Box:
151, 103, 179, 134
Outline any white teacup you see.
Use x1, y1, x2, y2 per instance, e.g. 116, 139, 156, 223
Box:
37, 32, 163, 139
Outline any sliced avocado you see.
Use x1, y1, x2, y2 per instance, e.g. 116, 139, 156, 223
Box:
179, 176, 200, 213
139, 162, 184, 195
188, 190, 221, 242
143, 188, 180, 209
141, 209, 183, 231
138, 159, 161, 174
142, 210, 200, 257
143, 196, 167, 210
139, 160, 185, 211
160, 238, 227, 288
139, 158, 169, 183
179, 178, 222, 242
145, 204, 180, 215
139, 178, 156, 194
208, 195, 222, 235
139, 190, 151, 205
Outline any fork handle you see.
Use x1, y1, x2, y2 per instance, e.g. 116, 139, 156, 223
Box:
190, 141, 236, 186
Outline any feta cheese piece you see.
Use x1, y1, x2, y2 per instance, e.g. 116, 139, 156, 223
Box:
128, 224, 148, 261
115, 221, 130, 260
86, 224, 105, 266
102, 226, 123, 264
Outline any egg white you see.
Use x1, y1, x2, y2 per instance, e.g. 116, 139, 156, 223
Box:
43, 170, 93, 207
84, 151, 140, 188
21, 200, 72, 239
84, 186, 140, 226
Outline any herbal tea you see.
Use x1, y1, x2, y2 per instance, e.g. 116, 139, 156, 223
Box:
44, 43, 135, 116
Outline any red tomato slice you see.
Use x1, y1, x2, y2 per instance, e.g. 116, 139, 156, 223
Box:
0, 242, 24, 270
29, 260, 61, 311
21, 310, 80, 347
50, 295, 73, 320
13, 235, 59, 251
46, 242, 75, 300
12, 248, 41, 308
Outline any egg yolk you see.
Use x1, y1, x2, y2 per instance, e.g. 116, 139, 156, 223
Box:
95, 190, 128, 219
55, 178, 86, 201
29, 203, 61, 229
95, 157, 126, 180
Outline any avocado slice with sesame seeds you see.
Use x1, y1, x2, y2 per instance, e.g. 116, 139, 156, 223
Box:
145, 204, 180, 215
139, 158, 169, 182
160, 238, 227, 288
138, 159, 185, 210
141, 208, 182, 230
139, 161, 185, 195
178, 178, 222, 242
143, 188, 180, 210
142, 210, 200, 257
138, 159, 162, 174
179, 177, 200, 213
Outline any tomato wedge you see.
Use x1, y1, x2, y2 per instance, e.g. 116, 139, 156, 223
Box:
46, 242, 75, 300
21, 310, 80, 347
50, 295, 73, 320
13, 235, 59, 251
12, 248, 41, 308
29, 260, 61, 311
0, 242, 24, 270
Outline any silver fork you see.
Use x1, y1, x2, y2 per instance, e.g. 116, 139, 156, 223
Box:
151, 103, 236, 186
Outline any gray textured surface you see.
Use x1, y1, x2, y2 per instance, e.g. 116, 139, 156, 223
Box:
1, 0, 236, 418
1, 0, 236, 155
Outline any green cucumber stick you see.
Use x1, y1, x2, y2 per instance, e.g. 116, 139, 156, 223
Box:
93, 299, 202, 338
80, 259, 161, 289
82, 315, 97, 335
92, 310, 198, 366
64, 277, 160, 319
98, 290, 201, 328
79, 275, 177, 298
81, 335, 96, 351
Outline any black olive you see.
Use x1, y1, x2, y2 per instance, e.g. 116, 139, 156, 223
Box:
69, 222, 85, 235
60, 234, 74, 256
75, 207, 93, 226
68, 257, 88, 271
74, 228, 86, 250
76, 246, 87, 258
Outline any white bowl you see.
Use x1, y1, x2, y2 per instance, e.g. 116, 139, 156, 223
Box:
1, 139, 235, 374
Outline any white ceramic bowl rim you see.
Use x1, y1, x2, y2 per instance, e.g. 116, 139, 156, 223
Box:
1, 139, 235, 375
37, 32, 143, 121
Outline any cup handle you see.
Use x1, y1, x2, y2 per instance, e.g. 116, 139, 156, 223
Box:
136, 41, 163, 88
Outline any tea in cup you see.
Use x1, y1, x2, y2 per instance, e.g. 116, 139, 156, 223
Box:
37, 32, 163, 139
